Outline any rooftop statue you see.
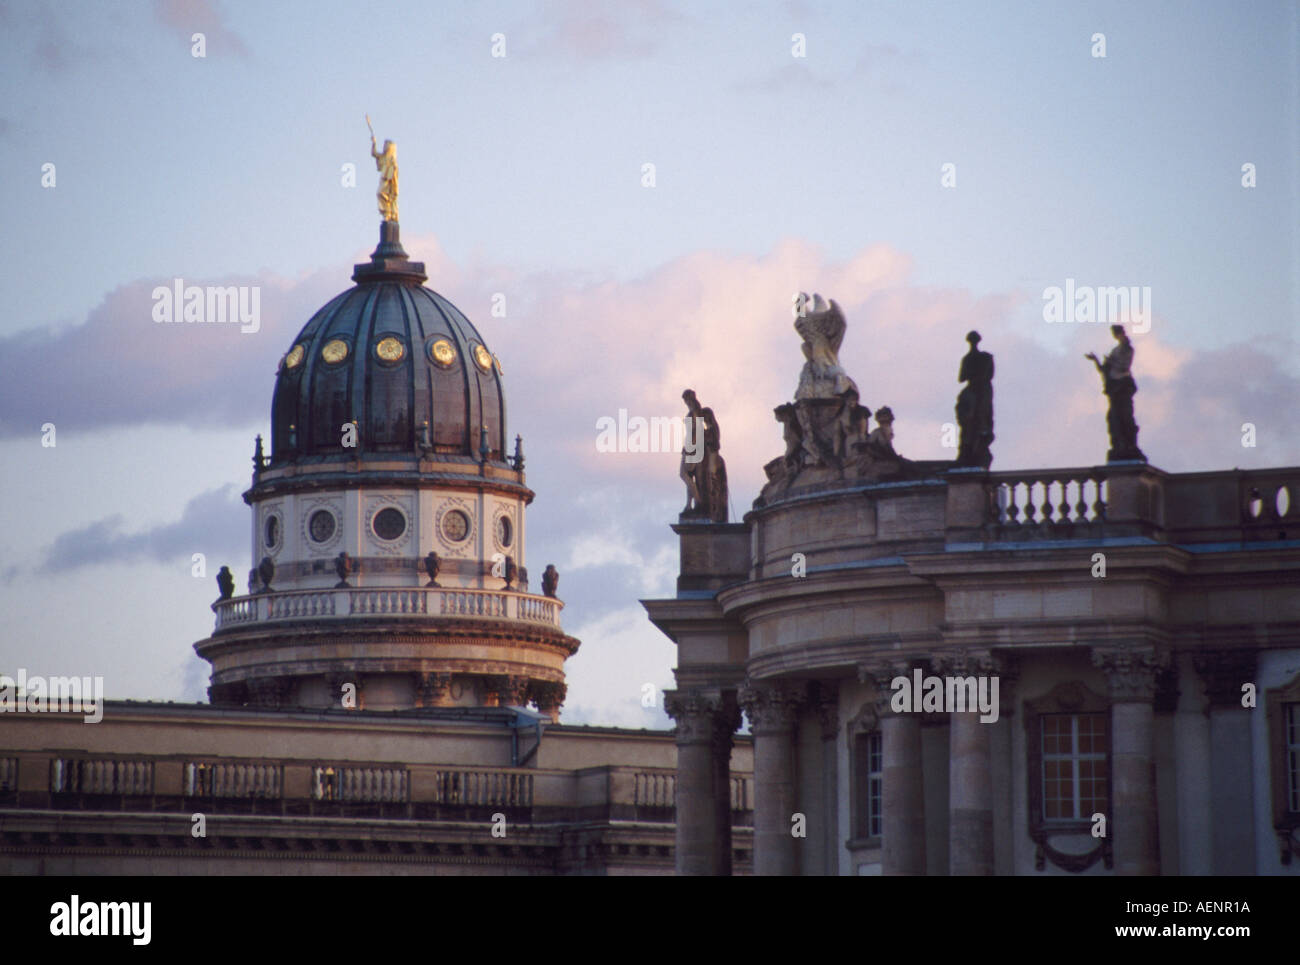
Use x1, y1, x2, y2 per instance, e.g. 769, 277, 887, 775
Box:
679, 389, 729, 523
1086, 325, 1146, 462
758, 293, 922, 506
955, 330, 995, 468
367, 114, 399, 223
793, 293, 858, 400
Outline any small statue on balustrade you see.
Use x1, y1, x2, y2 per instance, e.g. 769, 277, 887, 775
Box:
257, 556, 275, 592
424, 550, 441, 587
334, 551, 353, 588
541, 564, 559, 598
216, 565, 235, 600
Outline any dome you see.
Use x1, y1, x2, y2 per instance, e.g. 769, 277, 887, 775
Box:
269, 223, 507, 466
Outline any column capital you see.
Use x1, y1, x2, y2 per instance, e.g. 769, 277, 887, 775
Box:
858, 657, 921, 718
931, 648, 1001, 677
738, 679, 806, 733
1092, 645, 1167, 702
1193, 649, 1257, 708
664, 689, 741, 749
415, 671, 452, 707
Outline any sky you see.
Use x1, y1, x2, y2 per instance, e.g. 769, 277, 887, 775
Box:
0, 0, 1297, 728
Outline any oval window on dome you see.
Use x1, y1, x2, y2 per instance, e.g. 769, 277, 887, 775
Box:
495, 515, 513, 548
441, 509, 470, 543
472, 343, 492, 372
321, 339, 349, 364
493, 354, 503, 375
284, 344, 305, 369
429, 338, 457, 367
373, 507, 407, 541
308, 509, 336, 543
375, 336, 405, 362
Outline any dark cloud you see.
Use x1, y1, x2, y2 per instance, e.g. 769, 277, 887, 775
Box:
36, 484, 245, 574
0, 271, 337, 439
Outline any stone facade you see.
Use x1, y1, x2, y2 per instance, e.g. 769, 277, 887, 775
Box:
645, 463, 1300, 875
0, 703, 754, 875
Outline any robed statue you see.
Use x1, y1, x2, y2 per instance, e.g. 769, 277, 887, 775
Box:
955, 330, 994, 468
1086, 325, 1146, 462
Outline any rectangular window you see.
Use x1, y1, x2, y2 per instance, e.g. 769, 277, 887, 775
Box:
867, 731, 883, 838
1288, 703, 1299, 814
853, 730, 884, 840
1041, 713, 1108, 821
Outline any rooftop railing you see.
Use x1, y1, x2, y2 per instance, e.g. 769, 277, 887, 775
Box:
213, 585, 563, 631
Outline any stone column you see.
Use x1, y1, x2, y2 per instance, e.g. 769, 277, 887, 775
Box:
665, 689, 740, 876
1194, 650, 1257, 875
1093, 646, 1164, 876
862, 661, 928, 875
740, 680, 806, 876
936, 650, 997, 875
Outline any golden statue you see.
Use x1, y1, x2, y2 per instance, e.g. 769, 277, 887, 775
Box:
366, 114, 399, 223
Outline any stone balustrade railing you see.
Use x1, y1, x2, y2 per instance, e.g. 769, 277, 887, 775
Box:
8, 754, 757, 827
730, 774, 750, 812
214, 586, 562, 631
185, 761, 283, 799
312, 765, 409, 803
942, 465, 1299, 544
630, 768, 750, 813
987, 469, 1108, 529
633, 769, 675, 808
52, 757, 154, 795
429, 767, 534, 808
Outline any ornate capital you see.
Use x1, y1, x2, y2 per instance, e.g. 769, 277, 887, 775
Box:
931, 648, 999, 677
738, 680, 806, 733
1193, 650, 1257, 708
664, 689, 741, 749
482, 674, 530, 707
529, 680, 567, 718
1091, 645, 1166, 702
415, 672, 452, 707
858, 657, 921, 717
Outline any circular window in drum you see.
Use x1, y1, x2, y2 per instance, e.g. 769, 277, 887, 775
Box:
321, 339, 349, 364
495, 515, 513, 548
375, 336, 405, 362
308, 509, 336, 543
429, 338, 457, 367
264, 514, 281, 549
372, 507, 407, 541
441, 509, 470, 542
